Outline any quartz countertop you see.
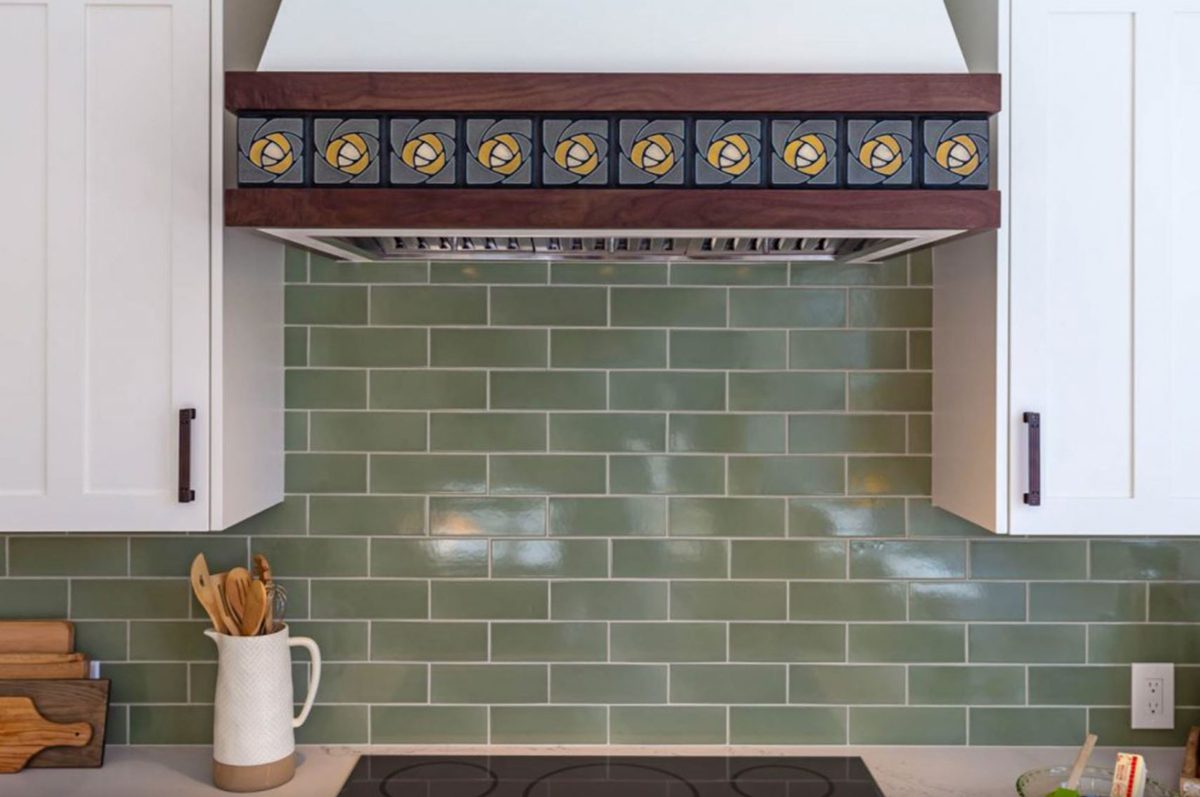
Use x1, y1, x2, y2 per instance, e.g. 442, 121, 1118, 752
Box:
0, 744, 1186, 796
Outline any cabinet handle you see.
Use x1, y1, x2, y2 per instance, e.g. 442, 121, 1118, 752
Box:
1023, 411, 1041, 506
178, 408, 197, 503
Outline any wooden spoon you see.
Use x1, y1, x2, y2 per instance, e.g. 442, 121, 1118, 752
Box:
224, 567, 252, 625
190, 555, 239, 636
253, 554, 275, 631
240, 580, 268, 636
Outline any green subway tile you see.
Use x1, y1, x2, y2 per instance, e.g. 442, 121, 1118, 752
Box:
670, 330, 786, 369
74, 621, 128, 662
789, 498, 907, 537
731, 540, 845, 579
316, 663, 426, 704
107, 663, 187, 704
294, 705, 369, 745
848, 373, 932, 411
850, 540, 965, 579
669, 497, 786, 537
909, 666, 1025, 705
612, 539, 727, 578
285, 285, 367, 324
286, 370, 366, 409
731, 707, 847, 745
252, 537, 367, 578
550, 497, 666, 537
847, 456, 931, 495
729, 372, 845, 412
492, 286, 607, 326
1029, 666, 1128, 706
431, 261, 547, 284
790, 582, 907, 621
909, 582, 1026, 621
1090, 625, 1200, 663
1092, 540, 1200, 580
971, 708, 1085, 746
309, 328, 426, 367
492, 622, 608, 662
849, 624, 964, 663
849, 707, 966, 745
789, 330, 906, 369
670, 581, 787, 620
371, 454, 486, 494
490, 706, 607, 744
491, 371, 606, 410
370, 370, 486, 409
285, 248, 308, 282
370, 285, 487, 324
129, 536, 247, 577
1150, 583, 1200, 621
610, 372, 726, 411
490, 455, 607, 495
310, 496, 424, 535
130, 706, 213, 745
729, 623, 845, 663
849, 288, 932, 327
671, 664, 786, 704
310, 580, 427, 619
552, 329, 666, 368
285, 621, 368, 661
432, 664, 546, 703
791, 259, 908, 286
970, 540, 1088, 579
285, 411, 307, 451
371, 706, 487, 744
430, 412, 546, 451
610, 707, 726, 744
310, 411, 425, 452
969, 625, 1085, 663
611, 455, 724, 495
910, 330, 932, 369
1030, 582, 1145, 622
908, 414, 931, 453
1086, 708, 1200, 748
228, 495, 307, 536
611, 623, 726, 662
430, 329, 546, 367
371, 622, 488, 662
310, 258, 426, 284
286, 453, 366, 493
728, 456, 844, 496
909, 249, 933, 285
552, 664, 667, 703
430, 497, 545, 536
552, 261, 667, 285
790, 665, 905, 704
729, 289, 846, 328
908, 499, 992, 537
105, 706, 128, 745
550, 413, 665, 453
130, 621, 216, 660
72, 580, 187, 619
611, 287, 726, 327
669, 414, 786, 454
552, 582, 668, 621
672, 262, 788, 286
372, 539, 489, 578
789, 415, 907, 454
8, 536, 127, 576
285, 327, 306, 366
493, 539, 608, 579
431, 580, 547, 620
276, 579, 309, 619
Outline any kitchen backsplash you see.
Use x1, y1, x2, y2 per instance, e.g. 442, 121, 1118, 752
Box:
2, 248, 1199, 748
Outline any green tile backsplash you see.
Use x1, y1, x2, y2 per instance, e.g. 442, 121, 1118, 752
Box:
5, 248, 1200, 748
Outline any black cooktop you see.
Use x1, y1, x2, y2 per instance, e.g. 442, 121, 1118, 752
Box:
336, 756, 885, 796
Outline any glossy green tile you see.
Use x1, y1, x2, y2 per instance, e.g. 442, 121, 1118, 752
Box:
971, 708, 1085, 746
611, 287, 726, 327
549, 497, 666, 537
670, 582, 787, 620
789, 415, 907, 454
789, 498, 906, 537
430, 329, 547, 367
309, 328, 426, 367
370, 370, 487, 409
227, 496, 306, 537
1091, 540, 1200, 580
491, 371, 606, 410
8, 536, 127, 576
908, 414, 931, 453
285, 285, 367, 324
729, 623, 845, 663
672, 262, 788, 286
1029, 666, 1128, 706
909, 666, 1025, 705
790, 582, 907, 621
850, 540, 965, 579
371, 706, 486, 744
730, 707, 847, 744
252, 538, 367, 577
1086, 708, 1200, 747
729, 372, 845, 412
492, 287, 607, 326
430, 412, 546, 451
791, 259, 908, 286
790, 665, 905, 704
286, 370, 366, 409
285, 410, 308, 451
294, 705, 369, 745
431, 580, 547, 619
285, 248, 308, 282
970, 540, 1088, 580
550, 664, 666, 706
731, 540, 845, 579
430, 497, 545, 536
310, 258, 426, 284
849, 288, 931, 327
129, 536, 247, 577
611, 623, 726, 662
909, 330, 932, 369
728, 456, 844, 496
672, 664, 786, 704
670, 330, 786, 369
432, 664, 546, 703
490, 455, 607, 494
370, 285, 487, 324
909, 249, 933, 285
285, 327, 307, 366
1030, 583, 1145, 621
1150, 583, 1200, 620
552, 329, 666, 368
493, 539, 608, 578
286, 453, 366, 493
310, 580, 428, 619
610, 455, 724, 495
612, 539, 727, 578
969, 625, 1085, 663
431, 261, 547, 284
610, 372, 726, 411
371, 622, 488, 662
550, 413, 665, 453
669, 497, 785, 537
130, 705, 213, 744
285, 621, 368, 661
321, 662, 427, 703
849, 624, 964, 663
371, 454, 486, 494
908, 499, 992, 537
669, 414, 785, 453
909, 582, 1026, 621
492, 622, 607, 662
849, 707, 965, 745
74, 621, 128, 662
310, 411, 425, 452
107, 663, 187, 703
72, 580, 187, 619
105, 707, 129, 745
130, 621, 216, 660
371, 539, 489, 578
309, 496, 424, 535
848, 373, 932, 411
490, 707, 607, 745
1089, 625, 1200, 663
847, 456, 931, 495
552, 261, 667, 285
729, 288, 846, 329
610, 707, 727, 744
552, 582, 668, 621
789, 330, 906, 369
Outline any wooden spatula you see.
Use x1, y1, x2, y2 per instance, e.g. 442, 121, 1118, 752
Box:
224, 567, 252, 626
0, 696, 91, 773
190, 554, 239, 636
253, 554, 275, 631
240, 580, 268, 636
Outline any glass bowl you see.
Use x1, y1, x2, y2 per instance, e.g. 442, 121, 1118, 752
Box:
1016, 765, 1176, 797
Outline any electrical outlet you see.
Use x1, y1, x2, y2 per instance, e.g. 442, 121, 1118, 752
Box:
1131, 663, 1174, 729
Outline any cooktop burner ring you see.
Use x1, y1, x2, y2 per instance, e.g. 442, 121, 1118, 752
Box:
521, 761, 701, 797
730, 764, 835, 797
379, 760, 500, 797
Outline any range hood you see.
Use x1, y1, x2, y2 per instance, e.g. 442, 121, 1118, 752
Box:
225, 0, 1000, 264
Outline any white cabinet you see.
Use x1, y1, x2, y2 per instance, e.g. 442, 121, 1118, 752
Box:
0, 0, 283, 531
935, 0, 1200, 534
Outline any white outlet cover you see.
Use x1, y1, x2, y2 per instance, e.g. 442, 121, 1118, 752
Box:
1131, 662, 1174, 730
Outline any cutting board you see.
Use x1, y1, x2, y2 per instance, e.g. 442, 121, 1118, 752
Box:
0, 653, 88, 680
0, 680, 109, 768
0, 621, 74, 654
0, 696, 91, 773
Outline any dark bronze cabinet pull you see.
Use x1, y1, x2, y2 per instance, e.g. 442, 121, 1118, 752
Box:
1023, 411, 1041, 506
179, 408, 197, 503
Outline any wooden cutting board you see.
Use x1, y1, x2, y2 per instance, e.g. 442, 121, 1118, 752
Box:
0, 653, 88, 680
0, 680, 109, 769
0, 621, 74, 654
0, 696, 91, 773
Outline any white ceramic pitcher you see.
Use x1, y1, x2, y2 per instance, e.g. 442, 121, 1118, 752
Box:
204, 626, 321, 793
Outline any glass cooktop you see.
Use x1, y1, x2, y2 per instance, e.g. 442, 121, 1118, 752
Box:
336, 755, 886, 796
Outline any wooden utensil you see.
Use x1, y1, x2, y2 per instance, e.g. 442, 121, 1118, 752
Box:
0, 621, 73, 654
0, 680, 110, 769
190, 554, 239, 636
224, 567, 252, 624
253, 553, 275, 630
0, 653, 88, 680
240, 580, 268, 636
1048, 733, 1098, 796
0, 696, 91, 773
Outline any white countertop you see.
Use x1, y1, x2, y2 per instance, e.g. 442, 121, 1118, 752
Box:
0, 744, 1186, 796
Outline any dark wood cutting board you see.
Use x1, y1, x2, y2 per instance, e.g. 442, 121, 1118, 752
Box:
0, 680, 110, 768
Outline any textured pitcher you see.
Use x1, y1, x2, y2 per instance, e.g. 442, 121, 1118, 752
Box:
204, 626, 321, 793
